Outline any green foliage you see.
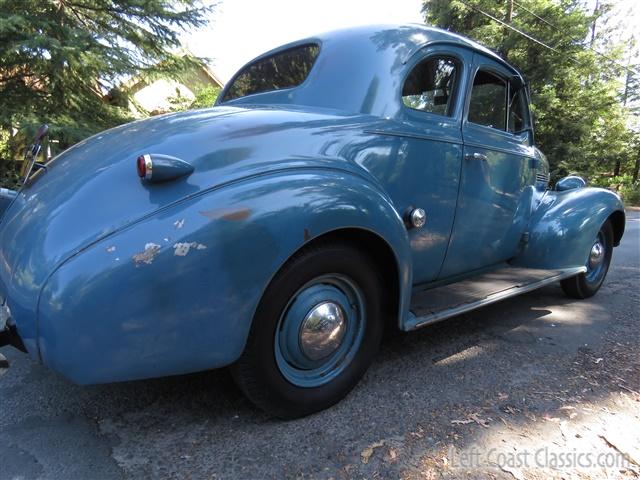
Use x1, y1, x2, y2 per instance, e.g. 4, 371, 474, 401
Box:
422, 0, 639, 186
591, 173, 640, 205
0, 0, 211, 178
191, 84, 220, 109
168, 84, 220, 112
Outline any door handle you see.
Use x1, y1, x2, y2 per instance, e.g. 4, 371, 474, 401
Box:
465, 152, 488, 161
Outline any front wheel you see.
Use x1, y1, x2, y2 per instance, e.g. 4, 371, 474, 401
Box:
561, 220, 614, 299
230, 241, 385, 419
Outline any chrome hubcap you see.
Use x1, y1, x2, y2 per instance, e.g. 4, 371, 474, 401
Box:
274, 274, 366, 388
589, 241, 604, 269
299, 301, 347, 361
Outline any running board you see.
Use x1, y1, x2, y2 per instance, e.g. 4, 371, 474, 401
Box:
405, 266, 587, 331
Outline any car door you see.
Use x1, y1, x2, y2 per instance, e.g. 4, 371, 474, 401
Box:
368, 46, 470, 284
438, 53, 536, 279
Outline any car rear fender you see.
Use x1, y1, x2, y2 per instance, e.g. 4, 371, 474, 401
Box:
512, 187, 625, 270
37, 168, 412, 384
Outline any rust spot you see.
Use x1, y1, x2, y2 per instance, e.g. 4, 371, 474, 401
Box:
199, 207, 251, 221
132, 243, 161, 265
304, 228, 311, 242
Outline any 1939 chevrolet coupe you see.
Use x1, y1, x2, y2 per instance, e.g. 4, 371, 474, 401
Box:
0, 25, 625, 418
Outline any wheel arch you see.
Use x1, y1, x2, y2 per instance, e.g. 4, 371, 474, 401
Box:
265, 227, 403, 331
608, 209, 625, 247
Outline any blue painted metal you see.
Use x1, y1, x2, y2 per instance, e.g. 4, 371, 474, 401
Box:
33, 169, 412, 383
438, 52, 537, 278
0, 24, 625, 384
274, 275, 365, 387
512, 187, 624, 270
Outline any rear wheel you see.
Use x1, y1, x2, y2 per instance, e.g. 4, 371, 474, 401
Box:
230, 241, 384, 419
561, 220, 614, 299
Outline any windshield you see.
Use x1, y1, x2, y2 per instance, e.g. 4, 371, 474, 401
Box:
221, 43, 320, 102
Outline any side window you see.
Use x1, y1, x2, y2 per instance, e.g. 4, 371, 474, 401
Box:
508, 87, 528, 133
221, 44, 320, 102
468, 70, 507, 130
402, 56, 458, 116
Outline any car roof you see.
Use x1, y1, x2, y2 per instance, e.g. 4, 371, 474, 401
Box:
220, 24, 525, 118
314, 23, 519, 72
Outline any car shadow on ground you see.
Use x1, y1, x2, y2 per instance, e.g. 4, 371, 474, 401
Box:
1, 277, 637, 479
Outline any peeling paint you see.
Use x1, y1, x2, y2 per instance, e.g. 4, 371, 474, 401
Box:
106, 246, 116, 253
132, 243, 161, 265
199, 207, 251, 221
174, 219, 185, 229
173, 242, 207, 257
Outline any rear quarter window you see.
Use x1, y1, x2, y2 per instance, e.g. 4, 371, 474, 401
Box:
221, 44, 320, 102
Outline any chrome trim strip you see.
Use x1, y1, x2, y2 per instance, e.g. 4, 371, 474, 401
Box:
462, 140, 536, 160
409, 266, 587, 330
364, 129, 463, 146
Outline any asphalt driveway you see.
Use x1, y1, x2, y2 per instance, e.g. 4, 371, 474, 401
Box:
1, 211, 638, 479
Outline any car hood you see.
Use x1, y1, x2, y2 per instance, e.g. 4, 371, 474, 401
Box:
0, 105, 372, 309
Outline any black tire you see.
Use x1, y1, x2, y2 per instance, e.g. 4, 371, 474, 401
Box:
230, 241, 385, 419
561, 220, 614, 299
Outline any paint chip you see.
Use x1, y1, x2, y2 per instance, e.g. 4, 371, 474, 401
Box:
174, 219, 185, 229
173, 242, 207, 257
132, 243, 161, 265
106, 246, 116, 253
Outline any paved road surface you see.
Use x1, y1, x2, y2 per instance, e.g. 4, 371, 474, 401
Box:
1, 211, 638, 479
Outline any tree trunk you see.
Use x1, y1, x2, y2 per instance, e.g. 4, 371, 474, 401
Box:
590, 0, 600, 47
500, 0, 514, 58
614, 159, 621, 177
633, 149, 640, 183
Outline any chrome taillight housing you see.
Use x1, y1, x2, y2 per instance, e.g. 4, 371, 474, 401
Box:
136, 154, 194, 183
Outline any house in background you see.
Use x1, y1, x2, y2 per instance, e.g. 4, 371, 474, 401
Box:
126, 55, 224, 116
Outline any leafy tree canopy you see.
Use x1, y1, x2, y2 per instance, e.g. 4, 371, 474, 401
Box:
423, 0, 640, 192
0, 0, 211, 159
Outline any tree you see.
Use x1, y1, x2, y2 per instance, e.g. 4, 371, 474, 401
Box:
422, 0, 639, 189
168, 84, 220, 112
0, 0, 212, 163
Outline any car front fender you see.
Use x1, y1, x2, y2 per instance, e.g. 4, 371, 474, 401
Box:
513, 187, 625, 270
37, 168, 412, 384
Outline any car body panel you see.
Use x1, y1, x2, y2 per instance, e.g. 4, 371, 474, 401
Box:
440, 52, 538, 277
513, 187, 624, 270
37, 170, 412, 383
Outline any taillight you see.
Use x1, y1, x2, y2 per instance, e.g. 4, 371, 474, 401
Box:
136, 154, 193, 183
136, 155, 147, 178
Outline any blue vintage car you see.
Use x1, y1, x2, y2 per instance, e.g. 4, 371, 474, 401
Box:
0, 25, 625, 418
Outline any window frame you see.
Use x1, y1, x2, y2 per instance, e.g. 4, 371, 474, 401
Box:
507, 81, 531, 135
400, 54, 462, 118
464, 61, 532, 139
396, 49, 468, 121
466, 67, 509, 132
219, 42, 321, 104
